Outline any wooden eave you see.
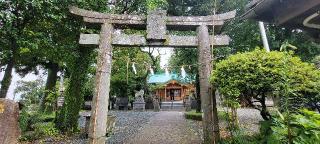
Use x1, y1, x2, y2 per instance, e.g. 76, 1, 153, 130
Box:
242, 0, 320, 41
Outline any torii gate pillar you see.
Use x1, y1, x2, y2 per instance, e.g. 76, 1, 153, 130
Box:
88, 23, 113, 144
197, 25, 214, 143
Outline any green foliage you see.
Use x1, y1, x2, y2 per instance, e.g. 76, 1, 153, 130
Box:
267, 109, 320, 144
169, 48, 198, 75
19, 100, 57, 141
19, 108, 30, 132
185, 110, 202, 121
110, 48, 153, 98
57, 47, 94, 132
83, 75, 95, 101
218, 111, 230, 121
34, 122, 59, 137
212, 49, 284, 109
268, 26, 320, 62
15, 78, 58, 112
211, 49, 320, 120
185, 110, 229, 121
146, 0, 168, 11
313, 55, 320, 69
43, 90, 59, 112
20, 111, 56, 130
15, 79, 45, 107
219, 130, 261, 144
222, 2, 262, 54
20, 121, 59, 141
19, 111, 57, 141
149, 84, 165, 92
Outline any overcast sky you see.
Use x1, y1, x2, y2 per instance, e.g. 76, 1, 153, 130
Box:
0, 68, 46, 101
0, 48, 172, 100
151, 47, 173, 68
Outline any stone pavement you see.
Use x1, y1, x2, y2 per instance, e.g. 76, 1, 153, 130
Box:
124, 111, 201, 144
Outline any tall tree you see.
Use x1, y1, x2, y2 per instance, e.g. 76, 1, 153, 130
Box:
0, 0, 39, 98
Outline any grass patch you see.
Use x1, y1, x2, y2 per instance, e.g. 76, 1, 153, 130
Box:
185, 110, 202, 121
219, 132, 262, 144
19, 111, 58, 142
185, 110, 230, 121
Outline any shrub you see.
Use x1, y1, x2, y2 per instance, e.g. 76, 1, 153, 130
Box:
268, 109, 320, 144
313, 55, 320, 69
19, 108, 30, 132
19, 112, 57, 141
185, 110, 202, 121
185, 110, 229, 121
211, 49, 320, 120
33, 122, 59, 137
219, 130, 261, 144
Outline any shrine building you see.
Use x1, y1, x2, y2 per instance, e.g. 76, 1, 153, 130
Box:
148, 73, 195, 101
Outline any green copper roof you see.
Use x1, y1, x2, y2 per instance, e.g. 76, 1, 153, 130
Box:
147, 73, 195, 84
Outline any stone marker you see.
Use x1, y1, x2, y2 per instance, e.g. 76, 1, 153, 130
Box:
133, 90, 146, 111
115, 97, 129, 110
79, 111, 116, 137
57, 97, 65, 107
152, 95, 160, 112
185, 96, 192, 112
0, 98, 20, 144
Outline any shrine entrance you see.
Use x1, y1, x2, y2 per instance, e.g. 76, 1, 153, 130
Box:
70, 7, 235, 144
168, 89, 180, 101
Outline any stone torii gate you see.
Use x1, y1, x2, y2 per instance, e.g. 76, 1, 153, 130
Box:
70, 6, 235, 144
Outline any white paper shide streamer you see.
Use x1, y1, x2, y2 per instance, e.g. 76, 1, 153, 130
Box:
59, 71, 64, 93
181, 66, 186, 78
165, 67, 170, 76
132, 62, 137, 74
149, 66, 154, 75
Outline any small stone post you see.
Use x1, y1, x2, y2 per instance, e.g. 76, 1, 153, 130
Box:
185, 95, 192, 112
88, 23, 113, 144
197, 25, 214, 144
153, 95, 160, 112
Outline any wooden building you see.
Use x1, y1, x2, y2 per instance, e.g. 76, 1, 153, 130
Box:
148, 73, 195, 101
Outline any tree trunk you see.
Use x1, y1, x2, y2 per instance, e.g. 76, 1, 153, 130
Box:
260, 96, 272, 120
0, 37, 17, 99
0, 59, 14, 98
40, 63, 59, 111
212, 87, 221, 141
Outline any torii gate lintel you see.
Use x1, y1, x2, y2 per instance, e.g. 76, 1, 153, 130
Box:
69, 6, 236, 30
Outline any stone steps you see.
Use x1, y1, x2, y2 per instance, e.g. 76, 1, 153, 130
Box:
160, 101, 185, 111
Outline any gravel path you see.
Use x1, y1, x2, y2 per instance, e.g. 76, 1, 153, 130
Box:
107, 111, 156, 144
125, 111, 202, 144
189, 108, 264, 139
236, 108, 263, 135
43, 108, 262, 143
